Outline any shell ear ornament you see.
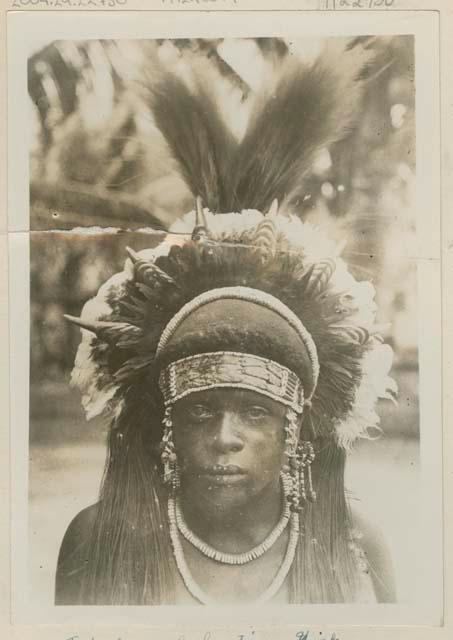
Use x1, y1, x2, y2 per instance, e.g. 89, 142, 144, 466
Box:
191, 196, 211, 242
160, 406, 180, 495
298, 440, 317, 503
282, 409, 317, 513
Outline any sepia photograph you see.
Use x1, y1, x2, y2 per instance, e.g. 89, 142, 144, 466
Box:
5, 8, 443, 631
28, 34, 419, 608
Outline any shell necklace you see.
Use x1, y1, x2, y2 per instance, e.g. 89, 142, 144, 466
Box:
174, 489, 291, 565
168, 497, 300, 605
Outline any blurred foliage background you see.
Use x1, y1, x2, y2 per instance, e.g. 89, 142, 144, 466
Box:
29, 36, 418, 438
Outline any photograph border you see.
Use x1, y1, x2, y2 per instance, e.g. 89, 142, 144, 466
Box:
2, 3, 451, 639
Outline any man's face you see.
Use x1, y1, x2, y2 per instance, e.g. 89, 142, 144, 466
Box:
171, 388, 289, 511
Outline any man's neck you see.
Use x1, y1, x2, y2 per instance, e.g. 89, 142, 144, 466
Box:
178, 480, 283, 553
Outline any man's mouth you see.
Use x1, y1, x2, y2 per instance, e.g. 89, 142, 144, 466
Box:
199, 464, 248, 485
203, 464, 245, 475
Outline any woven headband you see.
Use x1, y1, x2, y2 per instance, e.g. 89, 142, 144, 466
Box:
159, 350, 306, 413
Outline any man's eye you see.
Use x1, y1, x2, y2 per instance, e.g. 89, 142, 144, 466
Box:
188, 405, 214, 420
244, 406, 270, 420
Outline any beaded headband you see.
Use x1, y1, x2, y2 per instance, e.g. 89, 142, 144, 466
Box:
159, 351, 305, 413
156, 286, 320, 405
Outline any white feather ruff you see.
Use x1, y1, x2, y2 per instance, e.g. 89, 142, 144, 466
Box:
71, 209, 397, 445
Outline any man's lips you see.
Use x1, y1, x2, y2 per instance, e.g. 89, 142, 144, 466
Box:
198, 465, 248, 485
200, 464, 246, 476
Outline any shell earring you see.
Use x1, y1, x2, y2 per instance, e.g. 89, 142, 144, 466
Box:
282, 408, 302, 513
160, 406, 180, 495
282, 408, 316, 513
298, 440, 316, 503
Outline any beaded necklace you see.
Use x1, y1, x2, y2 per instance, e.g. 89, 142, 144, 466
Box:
168, 497, 300, 605
174, 476, 291, 565
174, 496, 290, 565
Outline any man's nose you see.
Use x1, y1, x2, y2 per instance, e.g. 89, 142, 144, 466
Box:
212, 411, 244, 454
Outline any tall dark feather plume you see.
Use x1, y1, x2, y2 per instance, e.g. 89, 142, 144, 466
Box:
150, 72, 238, 212
226, 43, 373, 212
148, 42, 373, 214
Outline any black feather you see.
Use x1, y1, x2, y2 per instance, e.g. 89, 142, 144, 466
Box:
150, 72, 237, 212
147, 42, 372, 215
226, 43, 373, 212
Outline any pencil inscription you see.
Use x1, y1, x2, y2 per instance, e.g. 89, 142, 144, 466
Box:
12, 0, 128, 7
324, 0, 395, 8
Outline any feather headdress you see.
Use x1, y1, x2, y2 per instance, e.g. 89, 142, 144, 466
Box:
67, 40, 395, 450
69, 208, 396, 450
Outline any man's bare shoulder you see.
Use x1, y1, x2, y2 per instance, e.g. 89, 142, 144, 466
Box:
55, 503, 99, 605
60, 503, 99, 550
351, 507, 397, 603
